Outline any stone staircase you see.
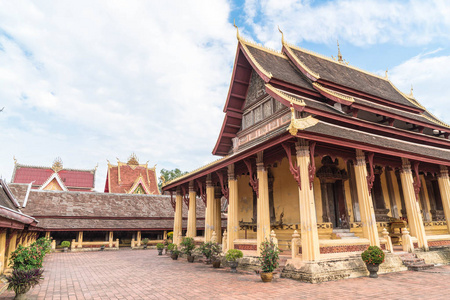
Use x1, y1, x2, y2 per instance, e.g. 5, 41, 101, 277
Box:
333, 229, 359, 239
398, 253, 434, 271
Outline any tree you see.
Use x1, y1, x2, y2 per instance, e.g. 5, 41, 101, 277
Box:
158, 168, 188, 191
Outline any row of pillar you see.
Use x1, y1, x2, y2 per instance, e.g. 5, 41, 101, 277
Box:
0, 230, 39, 274
172, 138, 450, 260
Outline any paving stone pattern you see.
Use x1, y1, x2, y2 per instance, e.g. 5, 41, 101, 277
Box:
1, 249, 450, 300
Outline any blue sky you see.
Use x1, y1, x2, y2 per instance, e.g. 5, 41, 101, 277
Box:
1, 0, 450, 191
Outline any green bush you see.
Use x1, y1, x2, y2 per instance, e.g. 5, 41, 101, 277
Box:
141, 238, 149, 245
259, 239, 279, 273
225, 249, 243, 262
180, 237, 196, 256
156, 243, 164, 250
198, 242, 221, 260
167, 243, 176, 251
31, 237, 51, 256
9, 245, 44, 271
167, 232, 173, 239
61, 241, 71, 248
361, 246, 385, 265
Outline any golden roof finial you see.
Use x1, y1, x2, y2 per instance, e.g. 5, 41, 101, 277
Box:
127, 153, 139, 165
94, 163, 98, 171
337, 40, 343, 62
385, 68, 389, 79
52, 157, 63, 173
278, 26, 285, 44
13, 156, 17, 165
409, 84, 414, 97
233, 19, 240, 40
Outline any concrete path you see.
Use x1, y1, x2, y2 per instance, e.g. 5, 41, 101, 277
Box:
1, 249, 450, 299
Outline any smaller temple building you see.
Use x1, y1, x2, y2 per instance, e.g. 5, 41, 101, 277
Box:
0, 179, 39, 274
105, 154, 160, 195
11, 157, 96, 192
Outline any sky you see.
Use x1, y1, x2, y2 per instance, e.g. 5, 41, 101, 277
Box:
1, 0, 450, 191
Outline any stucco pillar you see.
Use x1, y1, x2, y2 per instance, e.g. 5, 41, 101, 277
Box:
137, 231, 141, 247
227, 164, 238, 251
256, 152, 271, 255
400, 158, 428, 250
353, 149, 380, 247
173, 189, 183, 246
109, 232, 114, 248
0, 230, 6, 274
437, 166, 450, 234
187, 181, 197, 237
77, 231, 83, 248
204, 175, 214, 242
296, 140, 320, 261
6, 231, 18, 271
214, 197, 222, 242
163, 231, 167, 240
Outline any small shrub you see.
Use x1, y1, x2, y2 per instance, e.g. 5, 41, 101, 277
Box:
198, 242, 221, 260
180, 237, 196, 256
7, 268, 44, 296
31, 238, 51, 256
141, 238, 149, 245
9, 245, 44, 271
225, 249, 243, 262
61, 241, 71, 248
167, 232, 173, 239
156, 243, 164, 250
361, 246, 385, 265
167, 243, 176, 251
259, 239, 280, 273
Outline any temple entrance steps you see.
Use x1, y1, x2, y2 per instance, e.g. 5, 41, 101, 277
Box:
398, 253, 435, 271
332, 229, 359, 239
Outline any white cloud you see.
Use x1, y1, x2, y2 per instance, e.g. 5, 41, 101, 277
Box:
0, 1, 236, 190
243, 0, 450, 47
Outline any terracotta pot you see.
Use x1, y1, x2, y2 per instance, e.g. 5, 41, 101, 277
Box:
157, 249, 163, 255
187, 255, 195, 263
63, 247, 68, 253
212, 259, 221, 268
366, 263, 380, 278
228, 261, 238, 273
100, 246, 105, 251
260, 272, 273, 282
171, 253, 179, 260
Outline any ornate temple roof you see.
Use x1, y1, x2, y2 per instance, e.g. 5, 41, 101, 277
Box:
9, 183, 206, 230
105, 153, 160, 195
11, 157, 96, 192
0, 179, 38, 228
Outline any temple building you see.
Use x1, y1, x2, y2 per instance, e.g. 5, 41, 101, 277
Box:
11, 157, 96, 192
162, 28, 450, 282
105, 154, 160, 195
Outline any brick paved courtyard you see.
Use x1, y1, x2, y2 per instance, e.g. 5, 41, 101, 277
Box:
1, 249, 450, 300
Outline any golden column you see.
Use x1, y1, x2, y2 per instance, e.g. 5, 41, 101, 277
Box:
187, 181, 197, 238
296, 140, 320, 261
173, 189, 183, 246
437, 166, 450, 234
0, 230, 7, 274
214, 197, 222, 242
400, 158, 428, 250
205, 175, 215, 242
6, 231, 18, 271
256, 152, 271, 255
353, 149, 380, 246
227, 164, 239, 251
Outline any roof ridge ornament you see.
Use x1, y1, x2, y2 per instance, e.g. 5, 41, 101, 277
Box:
13, 156, 17, 165
278, 26, 285, 45
409, 84, 414, 98
287, 103, 319, 136
385, 68, 389, 79
233, 19, 240, 40
52, 157, 63, 173
337, 40, 343, 62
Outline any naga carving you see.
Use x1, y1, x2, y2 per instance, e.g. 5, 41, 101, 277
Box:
281, 143, 301, 189
366, 152, 375, 195
216, 171, 229, 200
196, 180, 207, 207
181, 186, 189, 208
308, 141, 316, 189
244, 159, 259, 197
413, 161, 421, 199
169, 191, 176, 211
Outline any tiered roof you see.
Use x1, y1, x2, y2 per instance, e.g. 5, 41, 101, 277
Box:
11, 157, 96, 192
104, 153, 160, 195
0, 179, 37, 229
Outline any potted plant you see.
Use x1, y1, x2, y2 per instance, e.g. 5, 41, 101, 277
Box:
259, 239, 280, 282
171, 245, 180, 260
142, 238, 149, 249
167, 243, 175, 255
361, 245, 385, 278
156, 243, 164, 255
100, 244, 105, 251
7, 268, 44, 300
225, 249, 243, 273
61, 241, 70, 252
180, 237, 196, 263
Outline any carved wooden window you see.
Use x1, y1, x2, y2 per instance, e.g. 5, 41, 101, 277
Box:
254, 106, 263, 123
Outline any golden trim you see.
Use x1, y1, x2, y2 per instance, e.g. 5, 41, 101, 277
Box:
387, 81, 426, 110
312, 82, 355, 103
265, 84, 306, 106
283, 44, 320, 80
240, 42, 273, 79
288, 105, 319, 136
285, 42, 388, 82
422, 112, 450, 128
